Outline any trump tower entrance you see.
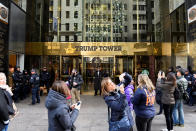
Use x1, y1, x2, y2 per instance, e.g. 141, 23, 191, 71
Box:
25, 42, 177, 94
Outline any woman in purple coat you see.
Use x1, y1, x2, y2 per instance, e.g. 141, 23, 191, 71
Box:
119, 73, 134, 112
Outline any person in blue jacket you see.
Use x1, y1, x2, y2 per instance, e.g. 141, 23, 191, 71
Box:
101, 77, 134, 131
45, 81, 81, 131
133, 74, 156, 131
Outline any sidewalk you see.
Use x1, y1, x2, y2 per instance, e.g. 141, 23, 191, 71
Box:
9, 95, 196, 131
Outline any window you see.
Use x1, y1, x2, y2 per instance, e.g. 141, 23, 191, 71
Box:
86, 3, 89, 9
151, 13, 154, 20
139, 14, 146, 20
74, 11, 78, 18
139, 5, 145, 10
133, 14, 137, 20
74, 23, 78, 31
86, 25, 89, 32
74, 35, 77, 42
133, 24, 137, 30
66, 11, 70, 18
151, 1, 154, 8
125, 26, 128, 32
108, 4, 111, 10
65, 36, 69, 41
124, 15, 127, 21
133, 5, 136, 10
124, 4, 127, 10
66, 0, 70, 6
66, 23, 69, 31
139, 24, 146, 30
74, 0, 78, 6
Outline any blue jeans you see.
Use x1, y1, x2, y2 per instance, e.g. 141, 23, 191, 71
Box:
2, 124, 8, 131
173, 99, 184, 125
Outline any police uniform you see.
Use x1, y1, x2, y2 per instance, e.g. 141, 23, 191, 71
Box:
12, 70, 23, 102
40, 70, 50, 94
23, 71, 31, 98
30, 73, 40, 105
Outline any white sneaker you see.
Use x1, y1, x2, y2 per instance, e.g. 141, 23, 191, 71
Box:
161, 129, 168, 131
170, 130, 174, 131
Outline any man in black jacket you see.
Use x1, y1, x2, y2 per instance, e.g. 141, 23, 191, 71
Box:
69, 69, 83, 104
94, 67, 102, 96
0, 88, 9, 130
40, 67, 50, 94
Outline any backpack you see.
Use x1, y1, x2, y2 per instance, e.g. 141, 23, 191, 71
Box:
174, 87, 183, 100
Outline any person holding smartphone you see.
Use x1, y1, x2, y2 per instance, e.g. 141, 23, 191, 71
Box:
45, 81, 81, 131
157, 72, 176, 131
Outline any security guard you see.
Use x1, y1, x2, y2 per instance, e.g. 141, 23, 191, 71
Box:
30, 69, 40, 105
40, 67, 50, 94
12, 66, 23, 102
23, 70, 30, 99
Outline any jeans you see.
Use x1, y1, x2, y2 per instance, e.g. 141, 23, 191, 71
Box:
173, 99, 184, 125
32, 87, 40, 104
136, 116, 154, 131
163, 104, 174, 130
2, 124, 8, 131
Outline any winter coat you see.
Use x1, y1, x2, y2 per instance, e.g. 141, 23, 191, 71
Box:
45, 89, 79, 131
156, 79, 175, 105
132, 86, 156, 119
94, 71, 102, 90
104, 91, 134, 127
68, 73, 83, 90
176, 76, 188, 100
124, 84, 134, 111
0, 88, 9, 130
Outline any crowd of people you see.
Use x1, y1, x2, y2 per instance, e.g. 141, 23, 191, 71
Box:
101, 66, 196, 131
1, 64, 196, 131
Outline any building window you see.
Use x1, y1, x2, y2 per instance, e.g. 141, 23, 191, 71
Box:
66, 11, 70, 18
65, 36, 69, 41
66, 0, 70, 6
66, 23, 69, 31
133, 5, 136, 10
108, 37, 111, 41
139, 5, 145, 10
74, 35, 77, 42
86, 37, 89, 41
139, 24, 146, 30
108, 3, 111, 10
74, 0, 78, 6
133, 14, 137, 20
86, 3, 89, 9
133, 24, 137, 30
151, 13, 154, 20
74, 11, 78, 18
151, 1, 154, 8
125, 26, 128, 32
74, 23, 78, 31
124, 15, 127, 21
139, 14, 146, 20
124, 4, 127, 10
86, 25, 89, 32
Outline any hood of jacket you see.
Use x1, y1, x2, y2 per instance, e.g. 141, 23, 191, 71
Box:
45, 89, 67, 110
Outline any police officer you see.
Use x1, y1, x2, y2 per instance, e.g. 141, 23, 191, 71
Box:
12, 66, 23, 102
30, 69, 40, 105
23, 70, 30, 99
40, 67, 50, 94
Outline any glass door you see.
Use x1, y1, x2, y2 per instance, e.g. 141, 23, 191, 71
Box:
83, 56, 114, 92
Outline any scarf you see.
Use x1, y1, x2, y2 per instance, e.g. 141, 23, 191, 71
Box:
0, 84, 13, 96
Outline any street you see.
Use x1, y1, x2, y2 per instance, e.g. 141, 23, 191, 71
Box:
9, 95, 196, 131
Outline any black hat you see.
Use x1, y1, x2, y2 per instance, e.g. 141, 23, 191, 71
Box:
15, 66, 20, 68
176, 66, 181, 69
123, 73, 132, 87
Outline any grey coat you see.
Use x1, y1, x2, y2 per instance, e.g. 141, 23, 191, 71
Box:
156, 79, 175, 105
45, 89, 79, 131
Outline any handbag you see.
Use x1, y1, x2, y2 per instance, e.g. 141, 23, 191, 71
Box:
108, 107, 131, 131
182, 84, 189, 101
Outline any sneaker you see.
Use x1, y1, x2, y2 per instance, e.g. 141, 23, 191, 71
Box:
161, 129, 168, 131
170, 130, 174, 131
173, 124, 178, 126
